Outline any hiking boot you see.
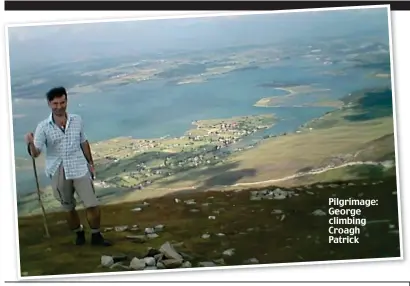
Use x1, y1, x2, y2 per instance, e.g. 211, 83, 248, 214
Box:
75, 230, 86, 245
91, 232, 112, 246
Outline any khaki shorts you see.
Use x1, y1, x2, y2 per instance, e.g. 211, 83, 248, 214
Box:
51, 164, 99, 211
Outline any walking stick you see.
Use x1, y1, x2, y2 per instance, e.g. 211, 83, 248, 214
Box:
27, 143, 50, 238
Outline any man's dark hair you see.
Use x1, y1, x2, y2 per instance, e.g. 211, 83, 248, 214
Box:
46, 87, 67, 102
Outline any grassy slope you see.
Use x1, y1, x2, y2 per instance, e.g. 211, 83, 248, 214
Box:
18, 177, 400, 277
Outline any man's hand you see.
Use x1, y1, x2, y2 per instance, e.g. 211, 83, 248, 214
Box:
88, 164, 96, 180
24, 132, 34, 144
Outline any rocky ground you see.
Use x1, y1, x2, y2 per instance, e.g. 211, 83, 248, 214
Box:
18, 176, 400, 277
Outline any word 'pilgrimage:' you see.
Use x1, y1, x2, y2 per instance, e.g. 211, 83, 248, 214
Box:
328, 198, 378, 244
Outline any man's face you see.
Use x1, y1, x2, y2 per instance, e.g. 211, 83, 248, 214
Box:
48, 94, 67, 116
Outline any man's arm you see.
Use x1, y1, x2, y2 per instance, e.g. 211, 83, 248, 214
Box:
79, 117, 94, 166
81, 140, 94, 166
28, 125, 46, 158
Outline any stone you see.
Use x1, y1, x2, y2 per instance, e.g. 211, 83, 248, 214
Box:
174, 198, 180, 203
154, 224, 164, 231
130, 257, 146, 270
115, 225, 128, 232
202, 234, 210, 239
131, 207, 142, 212
222, 248, 235, 256
271, 209, 283, 214
110, 262, 131, 270
145, 227, 155, 234
101, 255, 114, 267
156, 262, 166, 269
312, 209, 326, 216
160, 241, 183, 261
154, 253, 164, 262
208, 216, 216, 220
202, 203, 211, 207
162, 259, 183, 268
198, 261, 217, 267
244, 258, 259, 264
147, 233, 159, 239
184, 199, 196, 205
216, 233, 225, 237
306, 191, 314, 195
181, 261, 192, 268
213, 258, 225, 265
190, 209, 200, 213
143, 257, 156, 266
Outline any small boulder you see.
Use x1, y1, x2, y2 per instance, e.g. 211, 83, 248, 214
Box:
101, 255, 114, 267
162, 259, 183, 268
143, 257, 156, 266
129, 257, 146, 270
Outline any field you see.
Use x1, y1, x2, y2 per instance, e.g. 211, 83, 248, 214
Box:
18, 176, 400, 277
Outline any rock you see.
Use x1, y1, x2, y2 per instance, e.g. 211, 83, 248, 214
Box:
198, 261, 217, 267
202, 203, 211, 206
130, 257, 146, 270
145, 227, 155, 234
271, 209, 283, 214
250, 196, 262, 201
147, 233, 159, 239
216, 233, 225, 237
143, 257, 156, 266
222, 248, 235, 256
104, 227, 114, 232
21, 272, 29, 276
306, 191, 314, 195
312, 209, 326, 216
190, 209, 200, 213
174, 198, 180, 203
348, 182, 355, 186
202, 234, 211, 239
115, 225, 128, 232
154, 253, 164, 262
213, 210, 220, 214
185, 199, 196, 205
160, 241, 183, 261
154, 224, 164, 231
162, 258, 183, 268
127, 235, 147, 243
101, 255, 114, 267
271, 188, 288, 200
156, 262, 166, 269
244, 258, 259, 264
280, 214, 286, 221
213, 258, 225, 265
110, 262, 131, 270
208, 216, 216, 220
144, 266, 158, 271
131, 207, 142, 212
181, 261, 192, 268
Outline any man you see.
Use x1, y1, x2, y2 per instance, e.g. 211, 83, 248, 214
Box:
24, 87, 111, 247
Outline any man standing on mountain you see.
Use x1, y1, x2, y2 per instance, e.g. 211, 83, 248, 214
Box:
24, 87, 112, 247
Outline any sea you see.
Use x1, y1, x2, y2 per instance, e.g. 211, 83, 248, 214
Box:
11, 57, 392, 196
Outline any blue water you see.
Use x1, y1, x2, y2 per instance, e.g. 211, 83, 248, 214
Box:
11, 59, 391, 195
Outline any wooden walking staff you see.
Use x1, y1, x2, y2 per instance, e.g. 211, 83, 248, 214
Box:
27, 142, 50, 238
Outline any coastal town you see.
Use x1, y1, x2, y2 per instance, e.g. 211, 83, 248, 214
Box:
92, 114, 276, 190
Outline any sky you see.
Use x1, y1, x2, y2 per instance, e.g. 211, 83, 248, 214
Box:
7, 7, 390, 72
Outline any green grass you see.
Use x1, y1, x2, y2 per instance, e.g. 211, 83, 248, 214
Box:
18, 176, 400, 277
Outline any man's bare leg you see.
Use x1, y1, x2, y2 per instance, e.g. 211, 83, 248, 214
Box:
85, 206, 100, 230
66, 209, 86, 245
